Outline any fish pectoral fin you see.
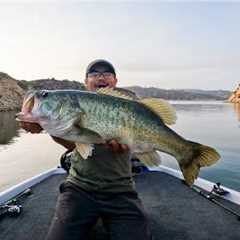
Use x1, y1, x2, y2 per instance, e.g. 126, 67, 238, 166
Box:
73, 125, 105, 144
139, 98, 177, 125
75, 143, 94, 159
97, 87, 136, 100
134, 151, 161, 167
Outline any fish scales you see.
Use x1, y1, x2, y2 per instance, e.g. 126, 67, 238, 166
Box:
79, 93, 141, 142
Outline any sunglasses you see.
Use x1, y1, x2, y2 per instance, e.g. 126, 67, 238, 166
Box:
87, 71, 115, 78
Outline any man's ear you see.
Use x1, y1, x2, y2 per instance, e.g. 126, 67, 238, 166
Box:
84, 78, 88, 84
113, 77, 118, 87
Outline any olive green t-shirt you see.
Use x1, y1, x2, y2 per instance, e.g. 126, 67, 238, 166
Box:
66, 145, 135, 193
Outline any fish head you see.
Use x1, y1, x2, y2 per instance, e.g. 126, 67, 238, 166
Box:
16, 90, 80, 128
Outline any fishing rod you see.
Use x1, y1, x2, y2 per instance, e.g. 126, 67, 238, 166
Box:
191, 182, 240, 221
0, 188, 32, 220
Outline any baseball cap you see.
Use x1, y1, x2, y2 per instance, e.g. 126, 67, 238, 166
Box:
86, 59, 116, 77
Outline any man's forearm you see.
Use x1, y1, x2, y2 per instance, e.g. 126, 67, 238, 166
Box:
51, 136, 75, 151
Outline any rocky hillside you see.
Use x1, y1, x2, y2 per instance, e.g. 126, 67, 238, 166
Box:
0, 73, 85, 111
126, 86, 231, 101
0, 72, 25, 111
18, 78, 85, 91
0, 72, 233, 111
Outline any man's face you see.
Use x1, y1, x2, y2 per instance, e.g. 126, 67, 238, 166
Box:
85, 65, 117, 91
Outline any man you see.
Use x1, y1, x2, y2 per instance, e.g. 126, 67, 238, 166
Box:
20, 59, 152, 240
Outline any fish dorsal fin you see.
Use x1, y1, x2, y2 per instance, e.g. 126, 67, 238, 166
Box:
97, 88, 176, 125
97, 87, 135, 100
139, 98, 177, 125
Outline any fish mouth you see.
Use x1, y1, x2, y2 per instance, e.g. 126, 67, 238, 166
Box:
16, 93, 38, 123
23, 92, 35, 113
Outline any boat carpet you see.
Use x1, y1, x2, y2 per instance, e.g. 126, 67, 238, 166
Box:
0, 171, 239, 240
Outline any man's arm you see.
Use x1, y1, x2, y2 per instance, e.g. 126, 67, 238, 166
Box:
51, 137, 127, 153
20, 122, 43, 133
19, 122, 127, 152
20, 122, 75, 150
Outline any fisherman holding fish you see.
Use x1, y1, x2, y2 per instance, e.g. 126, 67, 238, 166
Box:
19, 60, 152, 240
18, 59, 220, 239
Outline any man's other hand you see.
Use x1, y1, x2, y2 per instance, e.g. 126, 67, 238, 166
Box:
105, 139, 129, 153
19, 122, 43, 134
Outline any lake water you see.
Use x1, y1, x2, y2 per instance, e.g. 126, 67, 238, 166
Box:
0, 101, 239, 192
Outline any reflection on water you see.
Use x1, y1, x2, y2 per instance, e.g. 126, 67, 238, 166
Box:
233, 103, 240, 122
0, 111, 19, 145
0, 113, 64, 192
170, 101, 229, 112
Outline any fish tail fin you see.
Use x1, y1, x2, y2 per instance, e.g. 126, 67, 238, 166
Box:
179, 142, 220, 186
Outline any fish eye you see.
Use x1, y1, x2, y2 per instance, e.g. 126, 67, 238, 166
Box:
41, 91, 48, 98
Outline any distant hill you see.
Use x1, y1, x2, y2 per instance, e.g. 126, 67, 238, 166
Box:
0, 73, 86, 111
126, 86, 231, 101
0, 72, 25, 111
0, 72, 233, 111
18, 78, 85, 91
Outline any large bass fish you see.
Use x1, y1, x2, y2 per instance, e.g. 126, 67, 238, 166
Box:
16, 88, 220, 185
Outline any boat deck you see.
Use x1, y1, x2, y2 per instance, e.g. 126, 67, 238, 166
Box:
0, 171, 240, 240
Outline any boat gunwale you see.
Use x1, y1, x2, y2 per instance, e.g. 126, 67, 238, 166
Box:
0, 167, 65, 205
0, 166, 239, 206
151, 165, 240, 205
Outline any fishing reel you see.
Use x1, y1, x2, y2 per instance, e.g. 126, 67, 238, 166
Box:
0, 188, 32, 220
204, 182, 229, 200
191, 182, 240, 221
0, 203, 22, 219
5, 204, 22, 216
211, 182, 229, 197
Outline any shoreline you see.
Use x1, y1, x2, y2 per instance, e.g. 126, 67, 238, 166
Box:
0, 99, 229, 112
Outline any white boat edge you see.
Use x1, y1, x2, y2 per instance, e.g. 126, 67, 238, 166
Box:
151, 165, 240, 206
0, 167, 65, 205
0, 165, 240, 206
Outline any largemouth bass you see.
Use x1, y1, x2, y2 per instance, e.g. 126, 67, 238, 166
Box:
16, 88, 220, 185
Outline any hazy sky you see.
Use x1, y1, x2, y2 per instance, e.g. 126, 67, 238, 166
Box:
1, 1, 240, 90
